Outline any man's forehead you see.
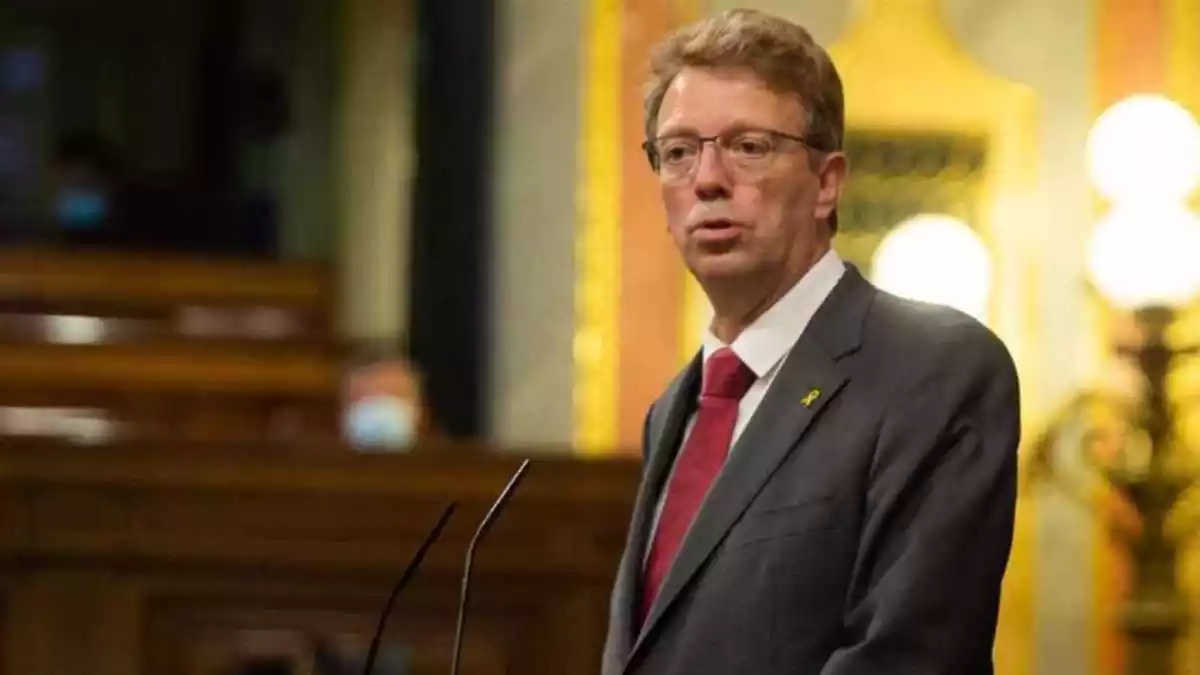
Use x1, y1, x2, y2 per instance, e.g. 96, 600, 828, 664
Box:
657, 67, 807, 132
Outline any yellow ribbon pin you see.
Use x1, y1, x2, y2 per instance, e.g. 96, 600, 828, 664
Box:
801, 388, 821, 408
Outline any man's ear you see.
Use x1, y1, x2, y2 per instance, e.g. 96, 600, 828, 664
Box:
813, 151, 847, 222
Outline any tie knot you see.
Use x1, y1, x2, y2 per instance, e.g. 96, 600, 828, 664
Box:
702, 347, 755, 400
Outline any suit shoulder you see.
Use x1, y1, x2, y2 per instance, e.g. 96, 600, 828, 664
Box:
861, 291, 1021, 441
864, 290, 1017, 385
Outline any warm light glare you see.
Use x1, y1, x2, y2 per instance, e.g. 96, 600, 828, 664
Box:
1086, 94, 1200, 204
871, 214, 992, 322
1086, 204, 1200, 309
46, 315, 105, 345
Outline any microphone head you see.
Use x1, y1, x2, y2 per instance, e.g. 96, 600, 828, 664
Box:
474, 459, 531, 543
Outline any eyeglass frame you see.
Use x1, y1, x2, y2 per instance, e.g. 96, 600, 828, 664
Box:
641, 126, 835, 180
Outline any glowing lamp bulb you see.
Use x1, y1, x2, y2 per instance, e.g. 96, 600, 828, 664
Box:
1086, 203, 1200, 309
871, 213, 992, 322
1086, 94, 1200, 204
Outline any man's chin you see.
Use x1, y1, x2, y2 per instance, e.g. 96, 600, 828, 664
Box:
688, 251, 758, 283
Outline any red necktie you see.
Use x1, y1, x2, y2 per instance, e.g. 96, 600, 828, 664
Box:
641, 347, 755, 625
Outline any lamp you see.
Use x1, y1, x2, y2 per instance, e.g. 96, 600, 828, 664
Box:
1086, 225, 1200, 675
1086, 204, 1200, 310
1032, 94, 1200, 675
1085, 94, 1200, 205
870, 213, 992, 322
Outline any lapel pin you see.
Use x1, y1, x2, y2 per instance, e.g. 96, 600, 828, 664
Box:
801, 388, 821, 408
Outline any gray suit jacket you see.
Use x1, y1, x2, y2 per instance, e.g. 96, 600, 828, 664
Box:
602, 265, 1021, 675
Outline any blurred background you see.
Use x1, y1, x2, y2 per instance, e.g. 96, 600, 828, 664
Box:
2, 0, 1200, 673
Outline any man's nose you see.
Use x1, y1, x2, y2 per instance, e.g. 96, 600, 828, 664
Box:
692, 143, 732, 198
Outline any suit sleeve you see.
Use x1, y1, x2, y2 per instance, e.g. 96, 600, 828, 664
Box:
819, 328, 1021, 675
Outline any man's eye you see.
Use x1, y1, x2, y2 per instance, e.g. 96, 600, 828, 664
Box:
660, 142, 698, 162
731, 137, 771, 157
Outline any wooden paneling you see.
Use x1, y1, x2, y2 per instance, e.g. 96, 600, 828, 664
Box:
0, 248, 332, 314
0, 342, 339, 396
0, 340, 343, 443
0, 441, 641, 675
0, 249, 343, 443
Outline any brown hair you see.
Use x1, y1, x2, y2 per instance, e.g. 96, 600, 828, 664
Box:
644, 9, 843, 148
643, 9, 846, 229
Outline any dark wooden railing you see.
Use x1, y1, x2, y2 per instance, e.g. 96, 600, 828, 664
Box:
0, 439, 641, 675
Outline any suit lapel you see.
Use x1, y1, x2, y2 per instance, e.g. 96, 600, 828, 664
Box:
626, 266, 873, 668
609, 356, 700, 665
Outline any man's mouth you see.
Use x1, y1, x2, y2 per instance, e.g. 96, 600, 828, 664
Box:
691, 219, 743, 244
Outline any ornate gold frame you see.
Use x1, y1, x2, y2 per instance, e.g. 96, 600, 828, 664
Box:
573, 0, 623, 454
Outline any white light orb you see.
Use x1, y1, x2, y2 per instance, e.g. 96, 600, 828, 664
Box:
1086, 94, 1200, 204
871, 214, 992, 322
1086, 203, 1200, 309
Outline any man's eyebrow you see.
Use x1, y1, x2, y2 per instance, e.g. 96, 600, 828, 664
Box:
652, 124, 700, 138
653, 121, 785, 138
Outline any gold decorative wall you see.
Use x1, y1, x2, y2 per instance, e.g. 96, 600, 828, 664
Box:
835, 130, 989, 271
574, 0, 701, 454
574, 0, 623, 454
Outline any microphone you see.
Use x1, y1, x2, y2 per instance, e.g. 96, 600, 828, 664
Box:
362, 501, 458, 675
449, 458, 532, 675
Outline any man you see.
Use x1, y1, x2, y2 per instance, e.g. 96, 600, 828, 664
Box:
341, 345, 428, 450
602, 9, 1021, 675
50, 131, 122, 244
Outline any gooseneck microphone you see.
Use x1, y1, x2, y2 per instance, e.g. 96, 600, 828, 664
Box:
362, 501, 458, 675
449, 458, 532, 675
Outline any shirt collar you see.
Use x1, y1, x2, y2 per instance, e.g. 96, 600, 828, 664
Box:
701, 248, 846, 378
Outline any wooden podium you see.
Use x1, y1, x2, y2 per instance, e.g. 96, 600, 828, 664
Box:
0, 440, 640, 675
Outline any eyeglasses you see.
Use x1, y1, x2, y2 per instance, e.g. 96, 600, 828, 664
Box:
642, 128, 824, 183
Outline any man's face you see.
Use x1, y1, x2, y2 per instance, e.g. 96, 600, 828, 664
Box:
52, 160, 111, 229
654, 66, 845, 287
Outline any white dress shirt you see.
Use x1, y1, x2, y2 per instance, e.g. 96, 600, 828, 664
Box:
645, 248, 846, 555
